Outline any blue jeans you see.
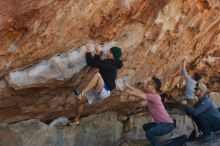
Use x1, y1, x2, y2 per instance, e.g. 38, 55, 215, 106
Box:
192, 113, 220, 135
143, 122, 174, 146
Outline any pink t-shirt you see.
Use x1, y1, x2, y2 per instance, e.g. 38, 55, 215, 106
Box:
145, 93, 173, 124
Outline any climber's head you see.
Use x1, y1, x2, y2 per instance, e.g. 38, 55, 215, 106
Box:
107, 47, 122, 59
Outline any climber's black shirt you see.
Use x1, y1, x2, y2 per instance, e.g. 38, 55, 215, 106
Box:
86, 52, 123, 91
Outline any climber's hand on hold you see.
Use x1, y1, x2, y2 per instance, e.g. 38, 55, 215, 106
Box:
95, 43, 102, 55
85, 42, 92, 53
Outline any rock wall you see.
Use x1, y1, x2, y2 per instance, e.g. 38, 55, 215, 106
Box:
0, 112, 194, 146
0, 0, 219, 126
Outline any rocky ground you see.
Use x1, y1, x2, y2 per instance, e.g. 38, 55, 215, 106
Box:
0, 112, 219, 146
122, 140, 220, 146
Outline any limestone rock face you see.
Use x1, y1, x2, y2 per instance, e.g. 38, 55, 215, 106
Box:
0, 0, 220, 124
0, 112, 123, 146
0, 112, 194, 146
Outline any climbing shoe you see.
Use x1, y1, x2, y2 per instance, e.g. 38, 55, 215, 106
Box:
68, 120, 80, 126
73, 88, 82, 100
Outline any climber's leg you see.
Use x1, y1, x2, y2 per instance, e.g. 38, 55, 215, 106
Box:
70, 96, 88, 126
81, 72, 104, 97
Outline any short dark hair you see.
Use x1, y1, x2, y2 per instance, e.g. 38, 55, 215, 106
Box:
152, 77, 161, 91
193, 73, 202, 81
110, 47, 122, 59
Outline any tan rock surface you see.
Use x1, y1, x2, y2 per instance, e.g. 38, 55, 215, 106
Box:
0, 112, 194, 146
0, 0, 219, 123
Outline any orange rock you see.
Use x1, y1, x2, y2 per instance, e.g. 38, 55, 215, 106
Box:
0, 0, 219, 123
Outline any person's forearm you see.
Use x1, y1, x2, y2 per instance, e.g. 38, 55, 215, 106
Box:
184, 104, 206, 117
184, 105, 195, 116
86, 52, 93, 62
182, 67, 191, 81
86, 52, 95, 67
125, 89, 146, 100
127, 85, 143, 93
183, 62, 186, 69
127, 85, 136, 91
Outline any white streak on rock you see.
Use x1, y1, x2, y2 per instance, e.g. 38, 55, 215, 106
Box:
7, 46, 87, 89
7, 41, 116, 89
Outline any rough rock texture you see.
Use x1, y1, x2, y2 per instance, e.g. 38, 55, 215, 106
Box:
0, 112, 195, 146
0, 0, 220, 126
1, 1, 220, 145
122, 139, 220, 146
